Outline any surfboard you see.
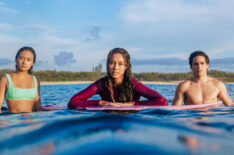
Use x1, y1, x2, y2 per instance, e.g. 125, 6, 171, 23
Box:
43, 102, 222, 111
43, 105, 66, 111
85, 101, 222, 111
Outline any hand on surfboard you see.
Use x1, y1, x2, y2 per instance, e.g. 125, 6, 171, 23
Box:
99, 100, 135, 107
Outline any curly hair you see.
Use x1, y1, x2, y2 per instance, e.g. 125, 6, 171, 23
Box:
105, 48, 134, 102
15, 46, 36, 74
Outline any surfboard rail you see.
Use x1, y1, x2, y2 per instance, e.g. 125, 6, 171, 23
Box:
43, 102, 222, 111
85, 101, 222, 111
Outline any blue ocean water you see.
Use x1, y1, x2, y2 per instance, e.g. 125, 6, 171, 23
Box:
0, 83, 234, 155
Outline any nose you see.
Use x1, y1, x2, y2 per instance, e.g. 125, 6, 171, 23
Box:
113, 63, 118, 69
22, 59, 26, 64
198, 63, 202, 68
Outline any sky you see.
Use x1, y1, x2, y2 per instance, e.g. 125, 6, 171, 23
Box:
0, 0, 234, 73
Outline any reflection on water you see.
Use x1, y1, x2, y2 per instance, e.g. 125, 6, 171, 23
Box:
0, 84, 233, 154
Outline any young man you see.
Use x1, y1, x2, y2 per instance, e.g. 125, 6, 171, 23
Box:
172, 51, 233, 106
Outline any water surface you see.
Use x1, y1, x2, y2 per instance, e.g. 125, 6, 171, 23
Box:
0, 84, 234, 155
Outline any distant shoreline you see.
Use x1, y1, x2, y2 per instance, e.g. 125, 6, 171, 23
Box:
40, 80, 234, 85
40, 81, 180, 85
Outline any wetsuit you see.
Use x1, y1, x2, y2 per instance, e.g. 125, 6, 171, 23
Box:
68, 77, 168, 108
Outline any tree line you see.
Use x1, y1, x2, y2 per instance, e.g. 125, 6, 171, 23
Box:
0, 69, 233, 82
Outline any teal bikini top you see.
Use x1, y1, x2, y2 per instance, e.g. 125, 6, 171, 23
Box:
5, 74, 37, 100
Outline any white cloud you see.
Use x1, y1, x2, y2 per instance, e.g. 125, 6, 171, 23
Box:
23, 24, 52, 32
0, 2, 19, 13
120, 0, 234, 23
208, 40, 234, 57
0, 34, 23, 44
43, 34, 77, 45
26, 0, 32, 4
0, 23, 14, 31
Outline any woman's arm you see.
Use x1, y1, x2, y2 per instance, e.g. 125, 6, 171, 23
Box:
134, 81, 168, 106
68, 81, 101, 109
0, 76, 7, 113
33, 78, 42, 111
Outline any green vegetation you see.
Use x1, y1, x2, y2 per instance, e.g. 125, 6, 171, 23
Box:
0, 69, 233, 82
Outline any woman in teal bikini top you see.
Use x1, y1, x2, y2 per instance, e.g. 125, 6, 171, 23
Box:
5, 74, 38, 101
0, 47, 42, 113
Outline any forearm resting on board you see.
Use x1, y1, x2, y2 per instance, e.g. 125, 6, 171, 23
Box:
99, 100, 135, 106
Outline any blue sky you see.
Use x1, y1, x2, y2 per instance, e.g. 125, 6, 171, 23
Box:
0, 0, 234, 73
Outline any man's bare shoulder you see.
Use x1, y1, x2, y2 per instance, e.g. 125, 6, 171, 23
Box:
177, 78, 193, 91
208, 76, 226, 89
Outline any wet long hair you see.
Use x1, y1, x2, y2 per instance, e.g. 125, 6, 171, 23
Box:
104, 48, 134, 102
15, 46, 36, 74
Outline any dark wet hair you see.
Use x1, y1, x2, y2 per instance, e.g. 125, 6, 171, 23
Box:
15, 46, 36, 74
189, 50, 209, 68
105, 48, 134, 102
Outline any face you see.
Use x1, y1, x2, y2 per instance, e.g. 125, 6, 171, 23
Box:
16, 50, 34, 72
191, 56, 209, 76
108, 53, 127, 81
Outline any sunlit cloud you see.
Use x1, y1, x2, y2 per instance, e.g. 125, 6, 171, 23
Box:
0, 23, 14, 31
0, 2, 19, 13
121, 0, 234, 23
43, 34, 77, 45
23, 24, 52, 32
0, 34, 24, 44
26, 0, 32, 4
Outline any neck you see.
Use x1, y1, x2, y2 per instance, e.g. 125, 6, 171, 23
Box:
15, 70, 29, 77
193, 74, 208, 83
113, 77, 123, 86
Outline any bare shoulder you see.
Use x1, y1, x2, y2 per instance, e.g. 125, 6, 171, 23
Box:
208, 76, 227, 91
177, 79, 192, 91
0, 75, 8, 84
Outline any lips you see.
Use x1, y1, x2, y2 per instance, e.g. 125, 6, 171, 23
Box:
112, 72, 118, 75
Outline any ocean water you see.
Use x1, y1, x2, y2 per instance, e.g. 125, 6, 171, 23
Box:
0, 83, 234, 155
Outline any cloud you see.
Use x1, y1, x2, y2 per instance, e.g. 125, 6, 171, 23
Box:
211, 58, 234, 64
26, 0, 32, 4
210, 58, 234, 72
34, 60, 49, 67
132, 57, 234, 66
23, 24, 52, 32
85, 26, 101, 42
54, 51, 76, 66
131, 57, 234, 72
44, 34, 77, 45
0, 2, 19, 13
0, 58, 12, 66
132, 58, 187, 66
0, 23, 14, 31
121, 0, 234, 23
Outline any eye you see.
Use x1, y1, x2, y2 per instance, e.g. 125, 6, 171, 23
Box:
119, 62, 124, 66
109, 61, 114, 65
